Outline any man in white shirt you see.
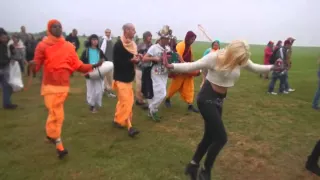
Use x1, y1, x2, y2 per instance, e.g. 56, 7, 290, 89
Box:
100, 28, 116, 98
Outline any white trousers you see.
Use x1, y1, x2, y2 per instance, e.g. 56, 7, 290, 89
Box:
135, 69, 145, 103
86, 79, 104, 107
147, 73, 168, 113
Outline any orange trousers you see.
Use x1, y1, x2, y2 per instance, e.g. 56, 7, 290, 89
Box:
44, 92, 68, 139
167, 75, 194, 104
113, 81, 134, 129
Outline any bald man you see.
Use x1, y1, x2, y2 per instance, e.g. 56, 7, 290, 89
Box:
19, 26, 29, 45
112, 23, 141, 137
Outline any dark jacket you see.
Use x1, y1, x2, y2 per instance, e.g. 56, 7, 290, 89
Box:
66, 34, 80, 51
0, 43, 12, 69
113, 40, 135, 82
25, 39, 37, 61
80, 48, 107, 64
276, 46, 289, 68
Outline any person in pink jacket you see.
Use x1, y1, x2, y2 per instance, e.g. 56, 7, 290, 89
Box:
260, 41, 274, 79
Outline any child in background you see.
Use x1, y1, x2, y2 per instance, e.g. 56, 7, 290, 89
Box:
81, 34, 106, 113
312, 57, 320, 110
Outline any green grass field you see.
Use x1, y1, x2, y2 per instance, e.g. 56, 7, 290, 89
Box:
1, 40, 320, 180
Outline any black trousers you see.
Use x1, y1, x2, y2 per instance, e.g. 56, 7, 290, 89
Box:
192, 80, 227, 169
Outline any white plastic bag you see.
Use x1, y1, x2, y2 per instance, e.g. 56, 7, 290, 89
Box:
8, 61, 24, 92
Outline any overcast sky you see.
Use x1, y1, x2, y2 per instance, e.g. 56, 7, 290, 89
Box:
1, 0, 319, 46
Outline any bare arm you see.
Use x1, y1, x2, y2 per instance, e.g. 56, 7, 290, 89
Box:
171, 53, 216, 73
142, 53, 160, 62
243, 59, 273, 73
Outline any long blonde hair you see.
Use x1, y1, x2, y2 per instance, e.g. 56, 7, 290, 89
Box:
215, 40, 251, 71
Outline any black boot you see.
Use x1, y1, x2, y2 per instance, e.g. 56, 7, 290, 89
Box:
306, 140, 320, 176
165, 98, 171, 108
198, 167, 211, 180
184, 163, 199, 180
57, 149, 68, 159
188, 104, 199, 113
128, 127, 140, 138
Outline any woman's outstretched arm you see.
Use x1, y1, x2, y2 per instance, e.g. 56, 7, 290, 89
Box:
169, 53, 216, 73
243, 59, 273, 73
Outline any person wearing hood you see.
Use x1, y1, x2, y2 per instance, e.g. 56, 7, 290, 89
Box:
260, 41, 274, 79
200, 40, 221, 87
100, 28, 116, 98
81, 34, 106, 113
142, 26, 172, 122
165, 31, 199, 113
135, 31, 152, 109
31, 20, 102, 159
0, 28, 18, 109
274, 40, 282, 51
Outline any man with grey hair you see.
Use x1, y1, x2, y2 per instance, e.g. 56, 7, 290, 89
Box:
135, 31, 152, 109
100, 28, 116, 98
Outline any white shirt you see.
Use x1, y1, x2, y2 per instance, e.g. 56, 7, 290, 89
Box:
172, 52, 273, 87
147, 44, 171, 75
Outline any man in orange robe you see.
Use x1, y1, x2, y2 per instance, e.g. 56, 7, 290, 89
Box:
112, 23, 141, 137
165, 31, 199, 113
32, 19, 102, 159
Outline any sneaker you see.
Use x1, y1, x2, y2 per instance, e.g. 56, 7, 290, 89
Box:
106, 91, 116, 98
184, 163, 199, 180
268, 92, 277, 95
148, 111, 160, 122
198, 168, 211, 180
89, 106, 97, 113
57, 149, 68, 159
288, 88, 295, 92
165, 99, 172, 108
3, 104, 18, 110
128, 127, 140, 137
188, 105, 199, 113
312, 106, 320, 110
282, 91, 289, 94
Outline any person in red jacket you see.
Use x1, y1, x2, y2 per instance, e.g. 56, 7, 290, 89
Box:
260, 41, 274, 79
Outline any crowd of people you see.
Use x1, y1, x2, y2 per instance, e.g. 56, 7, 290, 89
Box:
1, 19, 320, 179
